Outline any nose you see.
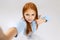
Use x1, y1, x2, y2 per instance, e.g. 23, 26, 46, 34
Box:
28, 15, 31, 19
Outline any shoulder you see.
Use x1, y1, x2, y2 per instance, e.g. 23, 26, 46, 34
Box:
15, 18, 27, 33
16, 18, 26, 27
32, 20, 37, 25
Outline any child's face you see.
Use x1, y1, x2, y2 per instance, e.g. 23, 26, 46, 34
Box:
24, 9, 36, 23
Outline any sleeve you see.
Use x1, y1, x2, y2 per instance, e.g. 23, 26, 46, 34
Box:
32, 21, 37, 32
15, 20, 26, 34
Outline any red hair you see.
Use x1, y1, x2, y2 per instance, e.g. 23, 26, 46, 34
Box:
22, 2, 38, 35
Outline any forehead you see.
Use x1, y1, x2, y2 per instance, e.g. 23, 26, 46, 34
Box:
24, 9, 36, 14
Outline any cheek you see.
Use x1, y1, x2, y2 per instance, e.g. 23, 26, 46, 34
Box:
32, 16, 36, 20
24, 15, 29, 20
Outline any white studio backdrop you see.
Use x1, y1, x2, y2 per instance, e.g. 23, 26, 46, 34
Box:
0, 0, 60, 40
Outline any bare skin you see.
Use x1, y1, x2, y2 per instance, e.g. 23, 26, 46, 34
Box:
0, 27, 17, 40
0, 18, 46, 40
0, 9, 46, 40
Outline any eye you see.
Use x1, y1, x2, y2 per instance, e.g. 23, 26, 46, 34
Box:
32, 14, 34, 16
26, 14, 29, 16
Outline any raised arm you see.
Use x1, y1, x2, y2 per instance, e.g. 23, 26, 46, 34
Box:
0, 27, 17, 40
5, 27, 17, 39
35, 15, 47, 25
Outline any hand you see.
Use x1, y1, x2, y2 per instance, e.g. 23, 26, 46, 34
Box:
0, 27, 9, 40
35, 15, 47, 25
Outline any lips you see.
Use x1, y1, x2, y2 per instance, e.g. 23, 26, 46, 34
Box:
28, 19, 32, 21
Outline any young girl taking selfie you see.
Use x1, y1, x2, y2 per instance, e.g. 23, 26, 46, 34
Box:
0, 2, 47, 40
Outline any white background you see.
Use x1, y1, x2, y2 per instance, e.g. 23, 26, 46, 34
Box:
0, 0, 60, 40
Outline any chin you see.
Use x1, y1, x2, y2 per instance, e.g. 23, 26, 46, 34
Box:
28, 21, 32, 23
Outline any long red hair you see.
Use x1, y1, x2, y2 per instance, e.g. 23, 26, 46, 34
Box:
22, 2, 38, 35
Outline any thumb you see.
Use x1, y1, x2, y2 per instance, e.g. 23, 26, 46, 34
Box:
38, 15, 42, 19
0, 27, 7, 40
0, 27, 5, 38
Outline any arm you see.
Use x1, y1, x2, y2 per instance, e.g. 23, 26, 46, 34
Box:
5, 27, 17, 39
0, 27, 17, 40
35, 15, 47, 25
35, 18, 46, 30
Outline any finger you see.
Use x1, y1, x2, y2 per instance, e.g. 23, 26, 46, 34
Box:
38, 15, 42, 19
43, 16, 48, 22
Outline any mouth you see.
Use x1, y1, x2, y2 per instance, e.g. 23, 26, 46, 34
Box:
27, 19, 32, 22
28, 19, 32, 21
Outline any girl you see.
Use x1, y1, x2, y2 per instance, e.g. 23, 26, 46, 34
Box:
0, 2, 47, 40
